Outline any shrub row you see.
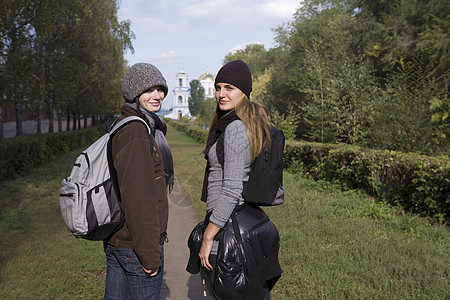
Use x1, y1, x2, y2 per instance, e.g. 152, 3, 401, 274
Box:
0, 125, 105, 181
166, 119, 449, 222
166, 119, 209, 144
284, 140, 449, 222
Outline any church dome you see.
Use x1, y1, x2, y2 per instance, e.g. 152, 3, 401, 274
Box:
199, 68, 215, 81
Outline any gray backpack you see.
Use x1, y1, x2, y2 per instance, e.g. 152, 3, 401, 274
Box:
59, 116, 152, 240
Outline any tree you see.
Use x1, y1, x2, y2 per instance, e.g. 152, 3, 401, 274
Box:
198, 98, 216, 129
188, 79, 204, 117
429, 95, 450, 155
366, 59, 436, 154
0, 0, 134, 136
260, 0, 448, 155
270, 1, 361, 143
1, 0, 37, 136
251, 69, 271, 103
224, 44, 273, 78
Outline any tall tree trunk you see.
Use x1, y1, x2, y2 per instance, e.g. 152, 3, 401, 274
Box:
77, 112, 81, 130
72, 112, 76, 130
47, 61, 55, 133
47, 91, 54, 133
15, 100, 23, 136
36, 102, 42, 134
37, 43, 46, 134
0, 101, 3, 138
66, 109, 70, 131
57, 108, 62, 132
84, 115, 87, 128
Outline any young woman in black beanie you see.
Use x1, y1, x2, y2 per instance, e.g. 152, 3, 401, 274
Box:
104, 63, 174, 300
187, 60, 282, 299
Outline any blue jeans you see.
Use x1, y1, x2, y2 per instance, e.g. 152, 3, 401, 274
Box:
104, 243, 164, 300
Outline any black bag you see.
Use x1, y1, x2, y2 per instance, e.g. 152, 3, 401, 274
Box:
216, 126, 285, 206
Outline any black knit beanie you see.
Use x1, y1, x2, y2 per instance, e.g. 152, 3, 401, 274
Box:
122, 63, 168, 102
214, 60, 252, 98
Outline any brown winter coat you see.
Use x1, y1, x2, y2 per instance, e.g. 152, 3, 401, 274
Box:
106, 105, 168, 271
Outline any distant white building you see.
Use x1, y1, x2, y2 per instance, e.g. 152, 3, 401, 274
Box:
165, 67, 190, 120
199, 68, 215, 99
165, 67, 215, 120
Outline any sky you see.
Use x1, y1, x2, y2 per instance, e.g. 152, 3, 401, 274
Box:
117, 0, 302, 109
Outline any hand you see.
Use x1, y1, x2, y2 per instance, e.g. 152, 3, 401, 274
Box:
199, 222, 220, 271
143, 267, 158, 277
199, 238, 214, 271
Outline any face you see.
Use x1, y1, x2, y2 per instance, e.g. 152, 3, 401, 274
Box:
215, 82, 244, 111
138, 86, 165, 112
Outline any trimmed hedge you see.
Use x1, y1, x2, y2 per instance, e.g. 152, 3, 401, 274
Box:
166, 118, 209, 144
284, 140, 449, 222
0, 124, 105, 181
166, 119, 450, 222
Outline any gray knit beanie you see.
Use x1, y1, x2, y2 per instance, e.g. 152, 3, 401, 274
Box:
122, 63, 168, 102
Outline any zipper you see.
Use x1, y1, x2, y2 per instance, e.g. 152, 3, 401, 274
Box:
60, 193, 74, 197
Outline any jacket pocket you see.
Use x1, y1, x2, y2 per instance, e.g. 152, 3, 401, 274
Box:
214, 244, 247, 300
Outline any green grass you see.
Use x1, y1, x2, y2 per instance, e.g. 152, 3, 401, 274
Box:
267, 175, 449, 299
0, 150, 106, 299
0, 124, 448, 299
166, 124, 450, 300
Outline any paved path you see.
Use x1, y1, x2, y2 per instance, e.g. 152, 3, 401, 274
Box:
160, 178, 213, 300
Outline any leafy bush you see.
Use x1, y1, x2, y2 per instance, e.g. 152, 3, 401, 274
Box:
165, 118, 209, 144
0, 125, 105, 181
284, 140, 450, 222
270, 105, 301, 141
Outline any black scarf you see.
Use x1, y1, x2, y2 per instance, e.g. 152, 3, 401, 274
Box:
203, 109, 240, 158
201, 109, 240, 202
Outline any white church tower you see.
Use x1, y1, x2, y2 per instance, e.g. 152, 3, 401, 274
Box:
168, 67, 190, 120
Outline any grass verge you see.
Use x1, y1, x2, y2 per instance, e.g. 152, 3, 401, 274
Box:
166, 123, 449, 300
0, 150, 105, 299
0, 123, 448, 299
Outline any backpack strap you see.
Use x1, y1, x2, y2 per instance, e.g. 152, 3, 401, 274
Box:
109, 116, 154, 155
231, 208, 242, 244
216, 132, 225, 167
109, 116, 151, 135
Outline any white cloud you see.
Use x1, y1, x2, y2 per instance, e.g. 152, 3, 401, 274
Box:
120, 0, 300, 40
259, 0, 301, 19
228, 43, 248, 53
154, 50, 185, 65
181, 0, 230, 18
228, 40, 269, 54
178, 0, 300, 20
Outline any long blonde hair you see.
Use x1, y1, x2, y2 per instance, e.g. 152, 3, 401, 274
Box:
210, 95, 271, 161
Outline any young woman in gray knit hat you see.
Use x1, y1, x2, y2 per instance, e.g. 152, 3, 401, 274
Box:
104, 63, 173, 300
186, 60, 282, 299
